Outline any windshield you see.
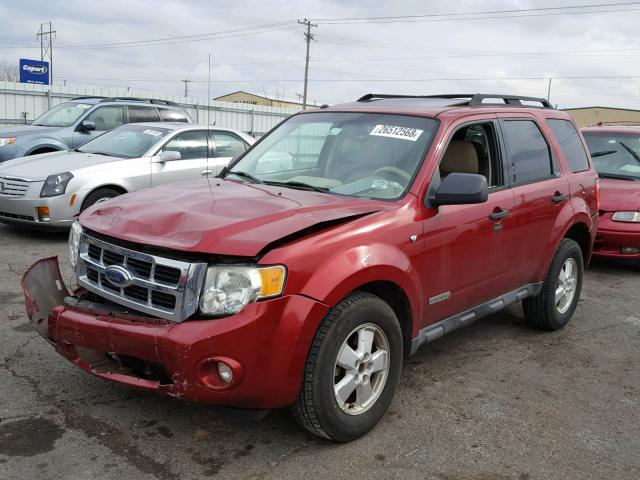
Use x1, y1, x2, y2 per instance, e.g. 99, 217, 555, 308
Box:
225, 112, 438, 200
32, 102, 92, 127
77, 124, 172, 158
583, 131, 640, 180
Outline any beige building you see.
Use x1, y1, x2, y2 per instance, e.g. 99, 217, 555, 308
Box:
563, 106, 640, 128
214, 91, 307, 109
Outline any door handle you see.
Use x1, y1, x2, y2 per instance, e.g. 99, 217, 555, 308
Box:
489, 208, 509, 221
551, 192, 567, 203
201, 169, 213, 176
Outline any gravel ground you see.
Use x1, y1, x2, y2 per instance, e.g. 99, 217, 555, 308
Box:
1, 223, 639, 480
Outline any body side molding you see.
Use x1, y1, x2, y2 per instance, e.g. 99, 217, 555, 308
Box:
410, 283, 543, 355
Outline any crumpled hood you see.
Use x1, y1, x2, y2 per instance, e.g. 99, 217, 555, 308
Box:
80, 179, 389, 257
599, 178, 640, 212
0, 150, 113, 181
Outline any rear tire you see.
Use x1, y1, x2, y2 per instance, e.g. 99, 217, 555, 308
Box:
523, 238, 584, 330
291, 292, 403, 442
80, 188, 121, 213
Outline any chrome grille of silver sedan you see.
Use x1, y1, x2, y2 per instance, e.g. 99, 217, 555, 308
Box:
0, 176, 30, 198
77, 233, 207, 322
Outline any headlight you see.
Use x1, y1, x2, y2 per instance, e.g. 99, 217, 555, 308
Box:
68, 221, 83, 271
199, 265, 286, 315
40, 172, 73, 197
612, 211, 640, 223
0, 137, 16, 147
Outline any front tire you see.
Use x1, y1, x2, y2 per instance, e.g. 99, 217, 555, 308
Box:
523, 238, 584, 330
291, 292, 403, 442
80, 188, 121, 213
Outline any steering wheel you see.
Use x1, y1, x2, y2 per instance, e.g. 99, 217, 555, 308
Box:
373, 166, 411, 185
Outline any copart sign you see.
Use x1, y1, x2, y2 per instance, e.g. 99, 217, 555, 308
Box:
19, 59, 50, 85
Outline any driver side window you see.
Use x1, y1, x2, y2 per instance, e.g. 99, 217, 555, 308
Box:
439, 122, 503, 188
85, 106, 124, 132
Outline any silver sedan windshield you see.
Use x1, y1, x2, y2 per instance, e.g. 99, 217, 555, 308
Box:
226, 112, 438, 200
77, 124, 172, 158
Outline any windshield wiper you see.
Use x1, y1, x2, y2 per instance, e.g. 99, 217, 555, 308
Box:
264, 180, 330, 193
617, 141, 640, 166
225, 170, 264, 184
591, 150, 617, 158
598, 172, 636, 181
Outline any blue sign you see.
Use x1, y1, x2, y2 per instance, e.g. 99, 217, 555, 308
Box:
19, 59, 49, 85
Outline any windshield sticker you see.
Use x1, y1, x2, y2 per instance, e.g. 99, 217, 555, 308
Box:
621, 164, 640, 173
371, 179, 388, 189
370, 124, 423, 141
76, 104, 92, 109
143, 129, 163, 136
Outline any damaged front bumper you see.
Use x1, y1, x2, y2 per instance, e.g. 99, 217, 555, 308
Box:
21, 257, 329, 409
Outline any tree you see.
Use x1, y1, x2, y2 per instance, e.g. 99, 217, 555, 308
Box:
0, 61, 19, 82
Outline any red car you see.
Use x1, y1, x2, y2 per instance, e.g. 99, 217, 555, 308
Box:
582, 125, 640, 267
22, 94, 599, 441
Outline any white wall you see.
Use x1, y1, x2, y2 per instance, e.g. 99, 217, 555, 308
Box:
0, 81, 298, 136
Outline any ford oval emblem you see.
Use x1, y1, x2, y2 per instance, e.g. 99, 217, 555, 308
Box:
104, 265, 134, 288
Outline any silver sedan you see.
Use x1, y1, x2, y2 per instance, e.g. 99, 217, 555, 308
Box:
0, 122, 255, 229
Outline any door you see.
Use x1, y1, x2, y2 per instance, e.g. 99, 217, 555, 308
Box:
421, 120, 518, 324
498, 117, 571, 285
208, 130, 248, 175
151, 130, 210, 186
72, 105, 125, 147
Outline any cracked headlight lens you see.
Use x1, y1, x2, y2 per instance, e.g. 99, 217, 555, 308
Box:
199, 265, 286, 315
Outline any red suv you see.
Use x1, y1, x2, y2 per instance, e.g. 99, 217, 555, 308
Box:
581, 125, 640, 267
22, 94, 599, 441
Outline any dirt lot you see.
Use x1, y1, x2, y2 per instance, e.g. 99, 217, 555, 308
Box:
0, 223, 639, 480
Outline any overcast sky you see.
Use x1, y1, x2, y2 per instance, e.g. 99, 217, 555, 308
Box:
2, 0, 640, 109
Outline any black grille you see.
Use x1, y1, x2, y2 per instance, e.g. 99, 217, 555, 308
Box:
127, 257, 153, 278
151, 291, 177, 309
124, 285, 149, 302
88, 243, 101, 261
87, 267, 99, 283
154, 264, 181, 284
103, 250, 125, 266
0, 211, 35, 221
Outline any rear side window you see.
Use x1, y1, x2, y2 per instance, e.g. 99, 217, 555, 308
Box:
547, 119, 590, 172
159, 109, 189, 123
128, 106, 161, 123
211, 131, 246, 158
501, 120, 554, 184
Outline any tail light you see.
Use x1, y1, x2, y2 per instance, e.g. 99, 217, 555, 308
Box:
595, 177, 600, 212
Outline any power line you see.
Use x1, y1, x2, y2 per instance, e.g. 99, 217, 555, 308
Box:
312, 2, 640, 24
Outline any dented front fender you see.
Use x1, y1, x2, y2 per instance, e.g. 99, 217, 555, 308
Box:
21, 257, 69, 342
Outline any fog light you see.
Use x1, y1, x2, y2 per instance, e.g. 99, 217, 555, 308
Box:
217, 362, 233, 384
37, 206, 50, 221
621, 247, 640, 254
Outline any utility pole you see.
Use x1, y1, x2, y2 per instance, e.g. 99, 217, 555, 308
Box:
36, 22, 56, 85
547, 78, 552, 103
181, 79, 191, 98
298, 18, 317, 110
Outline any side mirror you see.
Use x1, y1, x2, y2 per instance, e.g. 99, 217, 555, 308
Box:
158, 150, 181, 162
432, 172, 488, 206
80, 120, 96, 131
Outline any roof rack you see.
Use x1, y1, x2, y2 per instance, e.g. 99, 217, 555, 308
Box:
71, 96, 179, 106
357, 93, 553, 109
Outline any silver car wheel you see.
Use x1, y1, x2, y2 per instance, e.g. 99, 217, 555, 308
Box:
333, 323, 390, 415
555, 257, 578, 314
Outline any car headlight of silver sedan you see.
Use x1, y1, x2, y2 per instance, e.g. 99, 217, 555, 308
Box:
199, 265, 286, 315
611, 211, 640, 223
68, 221, 83, 271
40, 172, 73, 197
0, 137, 16, 147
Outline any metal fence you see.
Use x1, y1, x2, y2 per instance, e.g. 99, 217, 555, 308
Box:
0, 81, 299, 136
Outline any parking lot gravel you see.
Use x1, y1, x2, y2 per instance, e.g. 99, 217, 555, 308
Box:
1, 223, 639, 480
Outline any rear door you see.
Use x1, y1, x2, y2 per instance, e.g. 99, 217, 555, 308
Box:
151, 130, 211, 186
497, 115, 570, 285
207, 130, 249, 175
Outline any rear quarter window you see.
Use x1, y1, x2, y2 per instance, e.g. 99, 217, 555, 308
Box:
547, 119, 590, 172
